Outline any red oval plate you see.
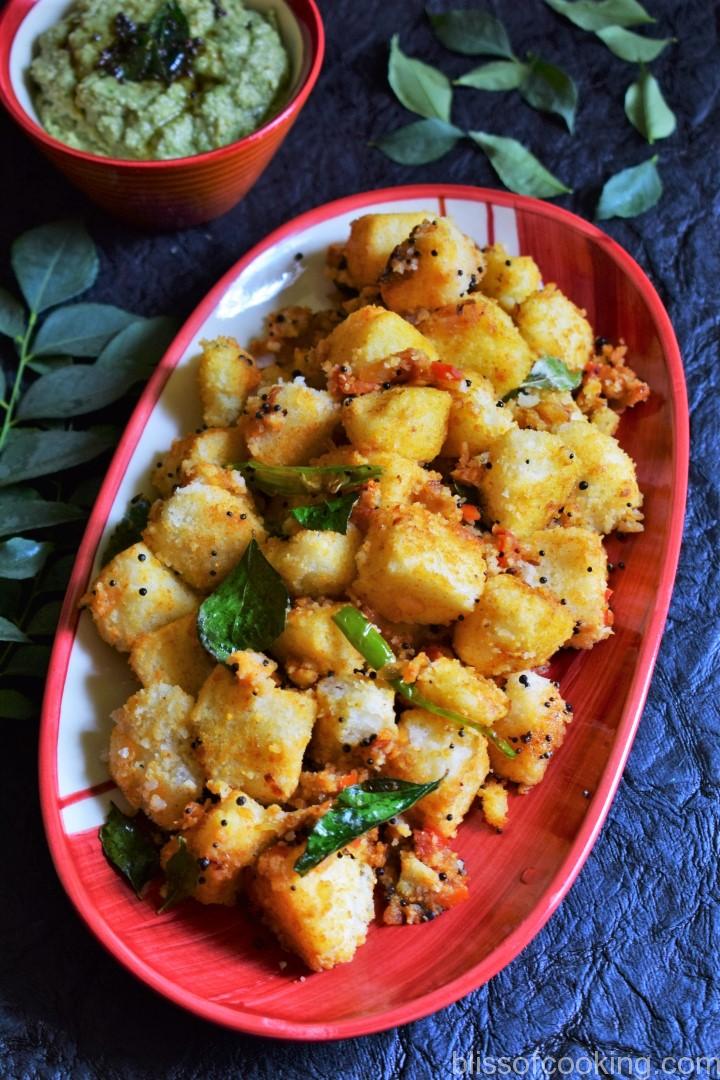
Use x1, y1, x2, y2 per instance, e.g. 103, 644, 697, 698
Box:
40, 185, 688, 1039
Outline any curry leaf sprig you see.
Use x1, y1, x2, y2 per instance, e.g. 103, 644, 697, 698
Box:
0, 220, 176, 719
332, 605, 517, 759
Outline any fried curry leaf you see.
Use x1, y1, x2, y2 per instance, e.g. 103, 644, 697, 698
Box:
294, 777, 442, 875
290, 492, 359, 534
158, 835, 198, 912
503, 356, 581, 400
99, 802, 161, 896
101, 495, 151, 566
197, 539, 289, 663
236, 460, 382, 498
97, 1, 203, 86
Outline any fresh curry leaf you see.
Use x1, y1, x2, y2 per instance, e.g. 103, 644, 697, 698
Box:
158, 835, 198, 912
197, 539, 289, 663
372, 118, 463, 164
26, 356, 74, 376
388, 34, 453, 122
11, 221, 98, 315
519, 56, 578, 132
0, 538, 53, 579
0, 689, 35, 718
455, 60, 526, 91
332, 605, 517, 757
4, 644, 51, 677
237, 460, 382, 498
624, 68, 676, 144
503, 357, 582, 401
0, 615, 30, 643
95, 316, 177, 373
294, 777, 442, 875
468, 132, 572, 197
290, 493, 359, 533
427, 8, 515, 58
0, 427, 115, 487
543, 0, 654, 31
0, 287, 26, 340
97, 2, 203, 86
0, 496, 83, 537
596, 155, 662, 220
33, 303, 141, 357
26, 601, 62, 636
596, 25, 673, 62
100, 802, 161, 897
101, 496, 151, 565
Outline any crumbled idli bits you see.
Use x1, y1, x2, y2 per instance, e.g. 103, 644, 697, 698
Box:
509, 388, 585, 434
129, 611, 214, 696
244, 381, 340, 466
191, 658, 315, 803
384, 708, 489, 838
524, 527, 612, 649
271, 600, 366, 688
142, 481, 265, 592
382, 829, 469, 925
82, 542, 198, 652
555, 421, 643, 534
478, 778, 509, 831
262, 525, 362, 599
480, 243, 542, 313
453, 574, 574, 676
160, 788, 291, 906
416, 297, 534, 399
455, 427, 580, 537
486, 671, 573, 790
109, 682, 203, 829
311, 674, 397, 767
342, 385, 451, 461
247, 833, 379, 971
514, 284, 594, 372
352, 505, 486, 625
198, 336, 261, 428
342, 212, 434, 289
380, 217, 485, 312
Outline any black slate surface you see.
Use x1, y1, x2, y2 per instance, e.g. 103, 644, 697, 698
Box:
1, 1, 719, 1076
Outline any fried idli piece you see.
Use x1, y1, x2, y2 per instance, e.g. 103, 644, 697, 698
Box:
487, 670, 572, 790
343, 386, 451, 462
343, 212, 433, 288
191, 654, 315, 805
198, 336, 261, 427
161, 788, 291, 906
352, 505, 486, 625
441, 374, 515, 457
385, 708, 489, 838
271, 600, 366, 688
143, 480, 265, 592
129, 611, 214, 696
453, 574, 574, 676
380, 217, 485, 312
525, 527, 612, 649
317, 304, 438, 383
417, 297, 534, 399
151, 426, 249, 498
109, 682, 203, 828
478, 778, 509, 831
248, 833, 379, 971
83, 542, 197, 653
555, 421, 643, 534
262, 526, 362, 599
245, 380, 340, 466
480, 243, 542, 312
310, 674, 397, 768
411, 654, 508, 728
514, 284, 594, 372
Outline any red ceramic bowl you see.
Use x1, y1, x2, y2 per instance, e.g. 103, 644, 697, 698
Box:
40, 185, 688, 1039
0, 0, 323, 229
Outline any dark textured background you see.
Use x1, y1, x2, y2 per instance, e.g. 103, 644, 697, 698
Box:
1, 0, 719, 1076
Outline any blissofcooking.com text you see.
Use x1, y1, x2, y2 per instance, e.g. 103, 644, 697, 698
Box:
451, 1052, 720, 1077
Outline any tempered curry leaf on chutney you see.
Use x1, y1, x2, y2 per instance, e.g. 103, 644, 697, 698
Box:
97, 1, 203, 85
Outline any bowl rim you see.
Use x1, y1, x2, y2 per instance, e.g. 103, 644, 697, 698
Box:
38, 183, 689, 1041
0, 0, 324, 169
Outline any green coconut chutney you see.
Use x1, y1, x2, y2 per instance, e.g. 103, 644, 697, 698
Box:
30, 0, 290, 160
